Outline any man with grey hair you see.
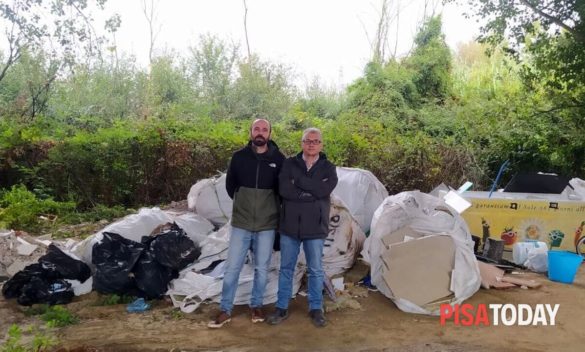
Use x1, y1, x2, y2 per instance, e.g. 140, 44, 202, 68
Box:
208, 118, 285, 328
266, 127, 338, 327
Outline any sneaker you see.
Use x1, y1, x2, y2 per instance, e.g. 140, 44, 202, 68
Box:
207, 311, 231, 329
309, 309, 326, 327
266, 308, 289, 325
251, 307, 265, 323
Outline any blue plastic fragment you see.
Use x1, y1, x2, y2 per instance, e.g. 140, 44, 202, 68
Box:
127, 297, 151, 313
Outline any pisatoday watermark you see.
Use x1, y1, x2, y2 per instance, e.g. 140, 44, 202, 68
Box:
440, 304, 559, 326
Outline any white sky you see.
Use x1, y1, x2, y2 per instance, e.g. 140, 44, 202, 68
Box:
2, 0, 482, 89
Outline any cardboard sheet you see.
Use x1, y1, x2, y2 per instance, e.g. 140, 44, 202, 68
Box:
381, 235, 456, 306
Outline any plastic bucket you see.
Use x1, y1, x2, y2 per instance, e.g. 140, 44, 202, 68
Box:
547, 250, 583, 284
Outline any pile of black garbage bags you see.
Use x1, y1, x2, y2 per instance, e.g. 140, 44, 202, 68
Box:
2, 223, 201, 305
2, 244, 91, 306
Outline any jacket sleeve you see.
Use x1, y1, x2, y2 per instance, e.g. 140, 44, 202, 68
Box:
279, 160, 315, 202
274, 151, 287, 200
225, 157, 237, 199
295, 163, 338, 199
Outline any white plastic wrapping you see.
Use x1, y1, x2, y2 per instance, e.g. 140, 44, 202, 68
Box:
168, 250, 304, 313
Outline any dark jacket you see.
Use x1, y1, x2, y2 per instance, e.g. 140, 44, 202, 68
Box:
279, 152, 338, 240
226, 140, 285, 232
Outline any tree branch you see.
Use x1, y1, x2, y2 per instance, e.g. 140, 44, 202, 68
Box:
243, 0, 251, 61
518, 0, 584, 43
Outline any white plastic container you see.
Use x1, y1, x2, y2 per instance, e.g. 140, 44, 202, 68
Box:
512, 241, 548, 265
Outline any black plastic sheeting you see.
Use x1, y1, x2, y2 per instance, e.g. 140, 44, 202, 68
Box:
2, 245, 90, 306
92, 223, 201, 299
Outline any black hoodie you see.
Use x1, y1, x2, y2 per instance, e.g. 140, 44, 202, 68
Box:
226, 140, 285, 232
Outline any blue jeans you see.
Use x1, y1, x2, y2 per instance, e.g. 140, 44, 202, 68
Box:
220, 227, 275, 314
276, 234, 325, 311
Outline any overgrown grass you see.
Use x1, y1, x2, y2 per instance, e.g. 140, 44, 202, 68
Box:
95, 293, 137, 306
23, 305, 79, 328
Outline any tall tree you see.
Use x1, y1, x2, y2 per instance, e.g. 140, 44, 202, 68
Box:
405, 15, 452, 102
141, 0, 162, 67
0, 0, 117, 116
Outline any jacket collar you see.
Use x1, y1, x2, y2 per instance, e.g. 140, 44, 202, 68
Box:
247, 140, 280, 158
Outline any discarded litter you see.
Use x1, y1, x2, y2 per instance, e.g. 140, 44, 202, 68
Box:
127, 297, 151, 313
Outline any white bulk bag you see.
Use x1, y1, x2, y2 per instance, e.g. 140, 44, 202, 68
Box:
187, 174, 232, 226
332, 167, 388, 233
362, 191, 481, 315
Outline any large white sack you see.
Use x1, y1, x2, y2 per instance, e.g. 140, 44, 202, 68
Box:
332, 167, 388, 234
320, 195, 366, 277
569, 178, 585, 200
362, 191, 481, 315
187, 174, 232, 226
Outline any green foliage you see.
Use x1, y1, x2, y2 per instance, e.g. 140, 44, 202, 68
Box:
227, 55, 296, 120
49, 59, 142, 123
347, 60, 419, 119
0, 185, 75, 232
61, 204, 130, 224
405, 16, 452, 102
40, 305, 79, 327
1, 325, 26, 352
445, 0, 585, 118
1, 5, 585, 212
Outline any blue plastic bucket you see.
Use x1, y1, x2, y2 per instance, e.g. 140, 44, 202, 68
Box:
547, 250, 583, 284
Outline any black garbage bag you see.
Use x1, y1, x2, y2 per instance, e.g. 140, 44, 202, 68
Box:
2, 263, 75, 306
18, 277, 74, 306
133, 246, 177, 299
150, 223, 201, 271
2, 263, 47, 299
40, 244, 91, 282
92, 232, 145, 295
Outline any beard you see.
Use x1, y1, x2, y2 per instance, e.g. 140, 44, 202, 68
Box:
252, 136, 267, 146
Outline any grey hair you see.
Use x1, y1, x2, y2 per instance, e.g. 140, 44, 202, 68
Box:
301, 127, 322, 142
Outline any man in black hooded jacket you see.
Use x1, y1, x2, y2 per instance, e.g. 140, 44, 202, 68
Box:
208, 118, 285, 328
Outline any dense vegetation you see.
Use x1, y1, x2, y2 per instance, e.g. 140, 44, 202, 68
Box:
1, 1, 584, 234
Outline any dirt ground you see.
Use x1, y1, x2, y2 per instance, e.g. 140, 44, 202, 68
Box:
2, 262, 585, 352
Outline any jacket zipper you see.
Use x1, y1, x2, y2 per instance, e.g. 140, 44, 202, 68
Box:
254, 159, 260, 230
